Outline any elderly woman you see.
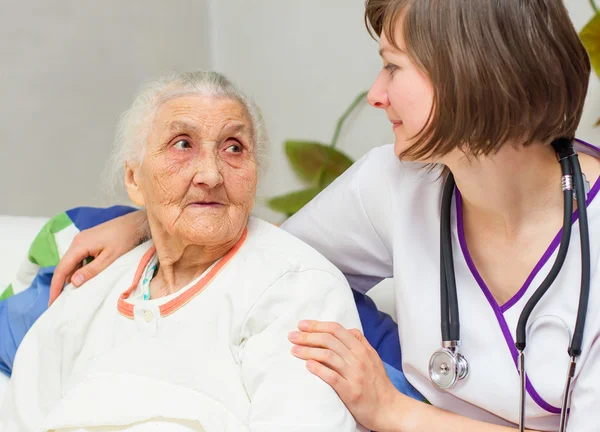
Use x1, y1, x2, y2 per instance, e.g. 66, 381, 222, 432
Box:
0, 71, 362, 432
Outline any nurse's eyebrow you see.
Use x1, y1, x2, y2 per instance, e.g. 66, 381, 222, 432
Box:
379, 47, 406, 56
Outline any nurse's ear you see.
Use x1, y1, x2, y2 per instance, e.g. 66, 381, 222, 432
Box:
124, 162, 146, 207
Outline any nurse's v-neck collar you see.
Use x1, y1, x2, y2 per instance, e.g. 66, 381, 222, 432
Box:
456, 138, 600, 313
117, 228, 248, 319
454, 138, 600, 414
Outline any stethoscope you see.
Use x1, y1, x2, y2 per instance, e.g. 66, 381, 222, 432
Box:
427, 138, 592, 432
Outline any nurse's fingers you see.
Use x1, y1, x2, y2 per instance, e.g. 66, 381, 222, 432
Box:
349, 328, 375, 352
305, 360, 352, 398
291, 346, 347, 374
288, 331, 353, 363
297, 320, 366, 353
49, 246, 90, 305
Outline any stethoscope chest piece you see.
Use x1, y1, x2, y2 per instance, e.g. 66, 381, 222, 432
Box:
429, 344, 469, 389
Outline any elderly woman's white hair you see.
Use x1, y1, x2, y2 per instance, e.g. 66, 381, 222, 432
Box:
107, 71, 268, 194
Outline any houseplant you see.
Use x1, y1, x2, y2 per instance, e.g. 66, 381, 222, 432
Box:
266, 91, 368, 217
580, 0, 600, 126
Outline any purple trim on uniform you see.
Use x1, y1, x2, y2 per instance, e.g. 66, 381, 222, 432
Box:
500, 235, 565, 313
455, 191, 562, 414
575, 137, 600, 153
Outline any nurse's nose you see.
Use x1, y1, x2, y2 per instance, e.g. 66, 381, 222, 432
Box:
367, 71, 390, 109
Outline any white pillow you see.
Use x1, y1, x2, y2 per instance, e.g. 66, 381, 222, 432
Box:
0, 215, 49, 290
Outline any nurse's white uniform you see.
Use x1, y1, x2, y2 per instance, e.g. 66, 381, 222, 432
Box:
282, 142, 600, 431
0, 218, 362, 432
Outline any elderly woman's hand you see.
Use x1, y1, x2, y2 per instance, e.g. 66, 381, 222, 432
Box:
49, 210, 147, 305
288, 320, 411, 432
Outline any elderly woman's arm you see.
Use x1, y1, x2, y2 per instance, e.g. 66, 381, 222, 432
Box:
239, 269, 362, 432
0, 294, 66, 431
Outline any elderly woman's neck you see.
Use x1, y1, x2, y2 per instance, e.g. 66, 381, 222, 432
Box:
149, 230, 243, 298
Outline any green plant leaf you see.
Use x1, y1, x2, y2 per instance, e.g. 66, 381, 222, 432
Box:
266, 187, 322, 216
580, 13, 600, 79
285, 141, 354, 186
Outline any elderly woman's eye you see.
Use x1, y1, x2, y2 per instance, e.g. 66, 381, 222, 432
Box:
173, 139, 191, 150
225, 142, 243, 153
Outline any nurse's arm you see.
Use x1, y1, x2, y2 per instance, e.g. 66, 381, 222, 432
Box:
239, 269, 362, 431
49, 209, 147, 303
395, 398, 539, 432
281, 148, 395, 295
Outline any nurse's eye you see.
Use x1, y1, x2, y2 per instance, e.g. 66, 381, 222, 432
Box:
384, 63, 398, 75
173, 139, 192, 150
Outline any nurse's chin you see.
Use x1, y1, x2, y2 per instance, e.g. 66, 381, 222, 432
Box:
393, 139, 413, 159
393, 137, 436, 163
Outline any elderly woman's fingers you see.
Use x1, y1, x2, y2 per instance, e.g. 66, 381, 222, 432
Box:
291, 346, 347, 374
297, 320, 367, 353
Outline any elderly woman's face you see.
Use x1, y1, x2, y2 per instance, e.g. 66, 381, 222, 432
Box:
127, 95, 258, 246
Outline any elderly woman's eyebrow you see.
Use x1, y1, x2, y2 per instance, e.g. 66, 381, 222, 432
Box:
221, 123, 250, 136
165, 120, 200, 134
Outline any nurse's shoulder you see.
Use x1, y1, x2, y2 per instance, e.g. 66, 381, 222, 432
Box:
347, 144, 443, 236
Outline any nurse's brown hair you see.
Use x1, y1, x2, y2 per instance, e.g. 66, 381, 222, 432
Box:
365, 0, 591, 160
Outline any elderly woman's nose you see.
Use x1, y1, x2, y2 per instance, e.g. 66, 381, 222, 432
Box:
192, 153, 224, 187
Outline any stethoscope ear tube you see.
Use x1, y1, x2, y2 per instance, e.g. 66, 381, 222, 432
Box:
440, 173, 459, 342
568, 153, 591, 358
515, 154, 573, 352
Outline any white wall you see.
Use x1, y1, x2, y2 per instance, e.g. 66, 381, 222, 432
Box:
0, 0, 212, 216
209, 0, 395, 223
1, 0, 598, 224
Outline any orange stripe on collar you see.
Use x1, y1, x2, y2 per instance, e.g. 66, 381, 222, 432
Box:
118, 228, 248, 319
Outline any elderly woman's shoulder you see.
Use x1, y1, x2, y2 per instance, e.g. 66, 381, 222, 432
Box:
244, 217, 347, 284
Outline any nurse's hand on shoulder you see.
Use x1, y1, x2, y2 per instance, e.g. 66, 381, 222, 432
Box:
49, 210, 147, 305
288, 320, 408, 431
289, 321, 542, 432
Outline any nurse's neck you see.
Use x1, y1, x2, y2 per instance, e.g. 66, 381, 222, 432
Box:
446, 141, 564, 236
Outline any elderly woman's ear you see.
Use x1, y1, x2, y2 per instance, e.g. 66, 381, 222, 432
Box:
124, 163, 145, 207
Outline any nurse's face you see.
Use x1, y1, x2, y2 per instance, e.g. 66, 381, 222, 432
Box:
367, 31, 434, 160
